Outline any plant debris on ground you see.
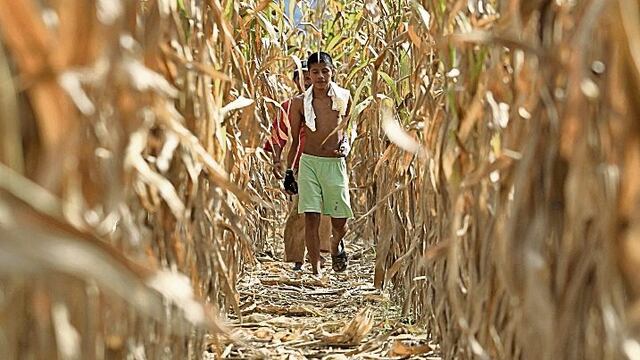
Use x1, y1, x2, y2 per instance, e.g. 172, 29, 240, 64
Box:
205, 242, 439, 359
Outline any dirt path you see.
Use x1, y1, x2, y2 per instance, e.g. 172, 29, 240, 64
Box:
205, 245, 440, 359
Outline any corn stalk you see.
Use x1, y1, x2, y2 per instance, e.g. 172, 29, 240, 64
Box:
375, 0, 640, 359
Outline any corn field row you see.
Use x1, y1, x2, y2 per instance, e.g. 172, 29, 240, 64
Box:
1, 0, 639, 359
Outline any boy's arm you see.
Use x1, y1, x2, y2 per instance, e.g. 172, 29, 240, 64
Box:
267, 114, 285, 178
271, 143, 284, 178
337, 99, 353, 157
287, 97, 303, 169
272, 142, 283, 162
270, 101, 292, 178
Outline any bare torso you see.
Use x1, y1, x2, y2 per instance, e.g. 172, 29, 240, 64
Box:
290, 93, 347, 158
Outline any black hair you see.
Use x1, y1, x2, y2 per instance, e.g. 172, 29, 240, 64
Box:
292, 60, 308, 80
307, 51, 334, 68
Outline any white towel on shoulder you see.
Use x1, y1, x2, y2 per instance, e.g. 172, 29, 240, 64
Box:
303, 82, 351, 132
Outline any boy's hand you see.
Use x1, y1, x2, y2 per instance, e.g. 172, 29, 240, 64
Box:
333, 140, 351, 157
283, 169, 298, 195
272, 161, 284, 179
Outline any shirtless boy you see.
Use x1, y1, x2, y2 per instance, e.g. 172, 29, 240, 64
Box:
283, 51, 353, 275
264, 61, 332, 270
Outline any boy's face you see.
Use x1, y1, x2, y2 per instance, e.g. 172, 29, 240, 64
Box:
308, 62, 333, 90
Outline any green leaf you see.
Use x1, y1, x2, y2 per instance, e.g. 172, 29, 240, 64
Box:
378, 70, 400, 100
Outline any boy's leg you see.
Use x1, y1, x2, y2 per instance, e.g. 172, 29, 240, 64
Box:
330, 217, 348, 272
297, 154, 324, 274
318, 158, 352, 272
304, 212, 322, 274
318, 215, 332, 253
330, 217, 348, 254
307, 214, 330, 267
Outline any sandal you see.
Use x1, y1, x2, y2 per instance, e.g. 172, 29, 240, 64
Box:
331, 240, 348, 272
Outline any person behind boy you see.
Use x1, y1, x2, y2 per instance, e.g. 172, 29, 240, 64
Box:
263, 61, 332, 270
283, 51, 354, 275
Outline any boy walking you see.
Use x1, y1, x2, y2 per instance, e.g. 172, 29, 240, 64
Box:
283, 51, 354, 275
264, 61, 332, 270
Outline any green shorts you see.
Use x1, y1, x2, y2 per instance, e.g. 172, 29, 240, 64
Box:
297, 154, 353, 218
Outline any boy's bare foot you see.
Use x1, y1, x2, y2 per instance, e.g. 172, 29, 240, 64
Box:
305, 254, 327, 267
310, 261, 323, 276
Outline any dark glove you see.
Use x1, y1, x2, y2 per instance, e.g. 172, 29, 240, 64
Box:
283, 169, 298, 194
